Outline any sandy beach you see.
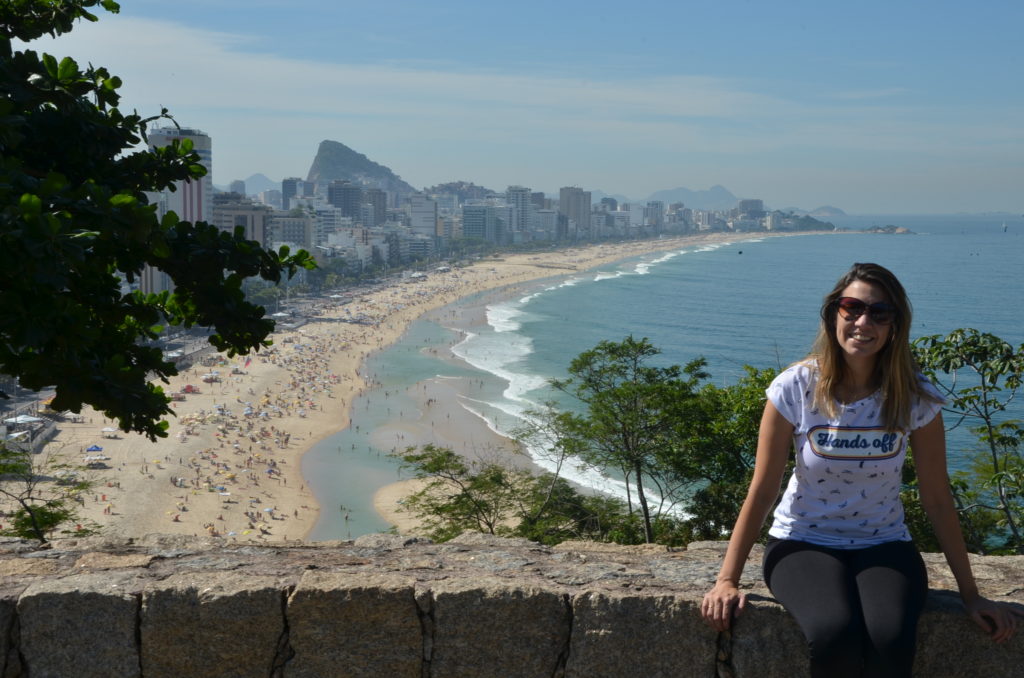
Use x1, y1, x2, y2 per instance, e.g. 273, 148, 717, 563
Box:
24, 231, 809, 542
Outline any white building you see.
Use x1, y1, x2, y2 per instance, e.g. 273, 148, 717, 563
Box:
140, 127, 213, 294
147, 127, 213, 224
505, 185, 534, 236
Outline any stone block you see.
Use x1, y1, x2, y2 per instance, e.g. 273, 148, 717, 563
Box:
285, 571, 421, 677
0, 586, 21, 678
726, 596, 807, 678
140, 572, 286, 678
565, 590, 717, 678
427, 578, 570, 677
18, 572, 141, 678
914, 592, 1024, 677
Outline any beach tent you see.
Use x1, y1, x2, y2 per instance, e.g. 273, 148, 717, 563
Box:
85, 444, 103, 452
4, 415, 43, 425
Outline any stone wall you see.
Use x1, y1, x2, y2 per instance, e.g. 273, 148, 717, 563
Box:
0, 532, 1020, 677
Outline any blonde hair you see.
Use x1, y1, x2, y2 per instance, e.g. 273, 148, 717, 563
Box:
809, 262, 936, 431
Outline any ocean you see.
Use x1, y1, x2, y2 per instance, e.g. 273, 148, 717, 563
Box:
303, 214, 1024, 540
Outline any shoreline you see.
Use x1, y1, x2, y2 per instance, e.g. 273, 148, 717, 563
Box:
32, 230, 822, 543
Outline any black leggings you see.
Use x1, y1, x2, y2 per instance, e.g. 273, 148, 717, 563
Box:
763, 538, 928, 678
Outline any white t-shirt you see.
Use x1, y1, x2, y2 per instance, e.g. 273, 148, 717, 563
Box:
766, 362, 944, 548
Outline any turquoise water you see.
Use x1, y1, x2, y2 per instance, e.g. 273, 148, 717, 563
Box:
304, 215, 1024, 540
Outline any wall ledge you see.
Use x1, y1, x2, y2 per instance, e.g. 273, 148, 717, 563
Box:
0, 533, 1019, 677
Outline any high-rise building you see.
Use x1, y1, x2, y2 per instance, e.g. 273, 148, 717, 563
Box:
363, 188, 387, 227
257, 189, 282, 209
281, 177, 303, 211
431, 193, 459, 213
212, 193, 272, 246
327, 181, 363, 220
558, 186, 591, 234
505, 185, 533, 235
229, 180, 246, 196
148, 127, 213, 224
461, 203, 512, 244
269, 212, 315, 250
409, 194, 438, 237
644, 201, 665, 228
600, 197, 618, 212
141, 127, 213, 294
737, 199, 765, 219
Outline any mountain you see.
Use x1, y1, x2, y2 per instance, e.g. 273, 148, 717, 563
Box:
808, 205, 847, 217
645, 185, 739, 211
242, 173, 278, 195
306, 140, 416, 196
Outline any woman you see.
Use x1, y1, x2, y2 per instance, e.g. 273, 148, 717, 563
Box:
701, 262, 1020, 677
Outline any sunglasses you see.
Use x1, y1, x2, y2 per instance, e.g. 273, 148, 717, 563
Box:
836, 297, 897, 325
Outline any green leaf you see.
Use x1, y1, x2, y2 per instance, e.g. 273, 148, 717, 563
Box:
109, 193, 135, 207
57, 56, 78, 81
41, 53, 58, 77
19, 193, 42, 218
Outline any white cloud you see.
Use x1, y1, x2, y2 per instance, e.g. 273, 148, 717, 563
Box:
830, 87, 911, 101
21, 15, 1024, 210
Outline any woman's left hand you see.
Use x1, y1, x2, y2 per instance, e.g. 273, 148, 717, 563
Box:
965, 595, 1024, 643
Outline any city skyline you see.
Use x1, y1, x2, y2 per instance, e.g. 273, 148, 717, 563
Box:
27, 0, 1024, 214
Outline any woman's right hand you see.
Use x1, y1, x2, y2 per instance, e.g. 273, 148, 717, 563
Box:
701, 581, 747, 632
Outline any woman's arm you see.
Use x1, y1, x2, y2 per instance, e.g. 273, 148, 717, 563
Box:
701, 400, 793, 632
911, 413, 1021, 643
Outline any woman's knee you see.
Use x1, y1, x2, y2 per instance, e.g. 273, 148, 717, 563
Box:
805, 615, 863, 673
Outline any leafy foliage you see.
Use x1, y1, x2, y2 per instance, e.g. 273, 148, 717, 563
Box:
0, 1, 315, 439
668, 366, 778, 540
550, 336, 707, 543
393, 444, 633, 545
0, 443, 96, 544
913, 329, 1024, 553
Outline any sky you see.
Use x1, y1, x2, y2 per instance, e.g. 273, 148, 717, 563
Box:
25, 0, 1024, 214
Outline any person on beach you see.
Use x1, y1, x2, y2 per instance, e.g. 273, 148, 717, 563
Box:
701, 262, 1021, 676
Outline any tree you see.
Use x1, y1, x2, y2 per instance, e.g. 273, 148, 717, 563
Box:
0, 441, 96, 544
550, 336, 707, 543
0, 1, 314, 439
393, 444, 634, 545
393, 445, 541, 541
913, 329, 1024, 553
668, 365, 778, 541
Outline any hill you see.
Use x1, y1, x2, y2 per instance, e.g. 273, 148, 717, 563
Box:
306, 140, 416, 196
645, 185, 739, 211
423, 181, 497, 203
242, 173, 278, 195
808, 205, 846, 217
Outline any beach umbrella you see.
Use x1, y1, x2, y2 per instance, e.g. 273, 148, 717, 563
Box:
86, 445, 103, 452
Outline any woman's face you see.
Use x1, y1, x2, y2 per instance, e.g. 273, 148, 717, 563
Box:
834, 279, 894, 367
